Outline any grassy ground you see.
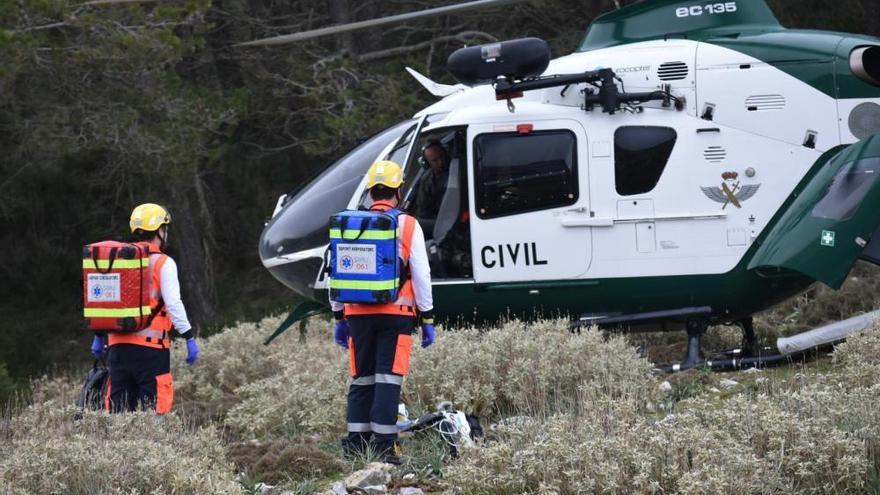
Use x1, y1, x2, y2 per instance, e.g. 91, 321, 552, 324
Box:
2, 303, 879, 493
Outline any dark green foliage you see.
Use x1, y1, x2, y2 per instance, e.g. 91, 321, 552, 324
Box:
0, 0, 876, 380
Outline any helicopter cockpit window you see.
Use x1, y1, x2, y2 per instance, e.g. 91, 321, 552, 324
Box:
358, 121, 420, 209
812, 158, 880, 221
614, 126, 677, 196
474, 130, 578, 219
403, 127, 472, 279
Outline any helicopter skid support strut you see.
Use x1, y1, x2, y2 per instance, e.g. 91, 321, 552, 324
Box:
683, 318, 707, 367
679, 316, 758, 369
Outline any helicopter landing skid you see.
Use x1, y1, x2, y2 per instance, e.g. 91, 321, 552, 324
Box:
570, 307, 776, 372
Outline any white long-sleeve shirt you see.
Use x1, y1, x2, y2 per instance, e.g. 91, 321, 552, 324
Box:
330, 216, 433, 313
150, 254, 192, 334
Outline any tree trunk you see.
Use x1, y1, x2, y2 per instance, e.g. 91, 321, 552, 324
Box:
328, 0, 355, 54
170, 176, 219, 331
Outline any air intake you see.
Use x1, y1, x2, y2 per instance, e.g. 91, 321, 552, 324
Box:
745, 95, 786, 111
704, 146, 727, 163
658, 62, 688, 81
851, 46, 880, 87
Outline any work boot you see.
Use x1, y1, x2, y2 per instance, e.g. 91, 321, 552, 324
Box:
341, 434, 371, 459
373, 440, 402, 465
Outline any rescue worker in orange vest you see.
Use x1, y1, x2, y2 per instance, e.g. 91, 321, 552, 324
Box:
90, 203, 200, 414
330, 161, 435, 464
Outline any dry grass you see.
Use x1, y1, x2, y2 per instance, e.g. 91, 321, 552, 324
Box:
0, 403, 242, 494
9, 309, 880, 494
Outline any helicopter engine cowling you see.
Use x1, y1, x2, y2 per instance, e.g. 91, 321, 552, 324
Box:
447, 37, 550, 87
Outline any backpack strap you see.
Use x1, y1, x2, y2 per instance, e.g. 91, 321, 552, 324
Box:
145, 253, 168, 329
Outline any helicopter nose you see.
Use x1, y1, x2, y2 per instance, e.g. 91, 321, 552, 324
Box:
258, 119, 414, 297
258, 189, 341, 298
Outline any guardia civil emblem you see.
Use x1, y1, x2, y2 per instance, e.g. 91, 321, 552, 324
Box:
701, 171, 761, 209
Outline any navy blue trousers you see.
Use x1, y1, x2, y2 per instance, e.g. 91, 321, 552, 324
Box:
345, 314, 414, 452
106, 344, 172, 413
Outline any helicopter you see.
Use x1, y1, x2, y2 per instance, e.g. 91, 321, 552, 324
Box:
255, 0, 880, 368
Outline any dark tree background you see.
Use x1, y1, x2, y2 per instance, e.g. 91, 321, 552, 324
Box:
0, 0, 876, 392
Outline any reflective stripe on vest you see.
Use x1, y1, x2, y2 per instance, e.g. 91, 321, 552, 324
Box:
147, 252, 172, 332
82, 258, 149, 270
108, 245, 172, 349
345, 205, 418, 317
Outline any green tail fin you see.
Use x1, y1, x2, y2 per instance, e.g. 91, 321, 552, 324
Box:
579, 0, 782, 51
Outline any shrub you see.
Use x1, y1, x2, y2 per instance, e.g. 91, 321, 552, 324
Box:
445, 385, 872, 494
173, 315, 306, 422
29, 372, 81, 406
219, 318, 350, 439
0, 402, 242, 494
406, 319, 657, 419
832, 324, 880, 389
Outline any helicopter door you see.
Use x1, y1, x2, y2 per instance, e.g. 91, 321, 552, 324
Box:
468, 120, 591, 283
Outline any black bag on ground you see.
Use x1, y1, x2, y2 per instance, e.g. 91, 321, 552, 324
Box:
76, 360, 109, 410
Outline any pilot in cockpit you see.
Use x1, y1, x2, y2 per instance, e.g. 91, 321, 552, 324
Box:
413, 141, 449, 220
409, 140, 472, 278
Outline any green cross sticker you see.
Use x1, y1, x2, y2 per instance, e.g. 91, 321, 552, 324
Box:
821, 230, 836, 247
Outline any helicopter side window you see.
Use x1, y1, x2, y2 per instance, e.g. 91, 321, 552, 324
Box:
812, 158, 880, 221
474, 130, 578, 219
614, 126, 677, 196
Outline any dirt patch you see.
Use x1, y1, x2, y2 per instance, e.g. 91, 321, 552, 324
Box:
227, 438, 344, 483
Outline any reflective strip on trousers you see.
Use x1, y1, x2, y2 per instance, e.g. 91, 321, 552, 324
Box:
348, 422, 372, 433
370, 422, 398, 435
352, 376, 375, 386
375, 374, 402, 385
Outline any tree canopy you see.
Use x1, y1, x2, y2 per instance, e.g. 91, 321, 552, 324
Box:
0, 0, 876, 385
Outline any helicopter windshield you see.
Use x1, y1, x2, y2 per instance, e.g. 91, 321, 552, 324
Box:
358, 119, 423, 209
259, 119, 414, 262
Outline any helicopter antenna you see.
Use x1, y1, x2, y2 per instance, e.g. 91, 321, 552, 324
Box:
235, 0, 531, 48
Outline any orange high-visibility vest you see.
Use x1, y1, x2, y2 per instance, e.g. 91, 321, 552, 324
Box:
344, 201, 418, 317
108, 244, 173, 349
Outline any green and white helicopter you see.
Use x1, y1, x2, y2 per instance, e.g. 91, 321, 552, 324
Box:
256, 0, 880, 369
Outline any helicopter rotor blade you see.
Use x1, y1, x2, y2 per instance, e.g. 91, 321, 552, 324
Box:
235, 0, 530, 48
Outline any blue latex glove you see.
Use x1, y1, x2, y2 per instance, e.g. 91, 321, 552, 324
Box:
186, 338, 199, 365
334, 319, 350, 349
421, 324, 435, 348
91, 335, 105, 359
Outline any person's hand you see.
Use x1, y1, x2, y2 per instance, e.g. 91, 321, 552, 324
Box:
421, 324, 435, 348
90, 335, 105, 359
334, 319, 350, 349
186, 338, 200, 365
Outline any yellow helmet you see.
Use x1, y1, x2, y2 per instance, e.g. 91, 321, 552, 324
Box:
129, 203, 171, 233
366, 160, 404, 189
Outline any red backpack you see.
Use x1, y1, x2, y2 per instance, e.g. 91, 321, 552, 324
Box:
82, 241, 159, 333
